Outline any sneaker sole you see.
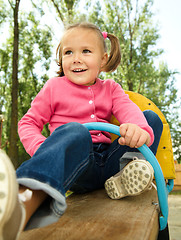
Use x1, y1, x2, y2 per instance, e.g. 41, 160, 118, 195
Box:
105, 160, 154, 199
0, 150, 18, 238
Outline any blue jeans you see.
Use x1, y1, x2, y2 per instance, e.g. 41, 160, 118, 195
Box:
16, 110, 163, 213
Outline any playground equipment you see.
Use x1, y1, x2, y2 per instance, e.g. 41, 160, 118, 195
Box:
84, 90, 175, 231
19, 91, 175, 240
84, 121, 173, 231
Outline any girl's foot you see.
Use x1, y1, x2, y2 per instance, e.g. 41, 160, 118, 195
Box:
105, 157, 154, 199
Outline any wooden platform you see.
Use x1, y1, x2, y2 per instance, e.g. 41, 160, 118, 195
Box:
19, 188, 159, 240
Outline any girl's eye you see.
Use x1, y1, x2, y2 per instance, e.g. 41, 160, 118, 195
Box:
64, 50, 72, 55
83, 49, 91, 53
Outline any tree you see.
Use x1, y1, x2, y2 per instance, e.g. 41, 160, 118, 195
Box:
0, 0, 7, 25
87, 0, 180, 161
1, 0, 180, 163
49, 0, 83, 25
0, 1, 53, 166
8, 0, 21, 168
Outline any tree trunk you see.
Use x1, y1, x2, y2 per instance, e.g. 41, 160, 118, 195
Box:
8, 0, 20, 168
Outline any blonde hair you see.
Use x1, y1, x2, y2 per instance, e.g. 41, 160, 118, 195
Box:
56, 22, 121, 77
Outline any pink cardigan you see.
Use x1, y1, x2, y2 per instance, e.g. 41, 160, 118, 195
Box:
18, 77, 154, 156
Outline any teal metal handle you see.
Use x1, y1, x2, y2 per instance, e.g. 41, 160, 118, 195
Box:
84, 122, 173, 230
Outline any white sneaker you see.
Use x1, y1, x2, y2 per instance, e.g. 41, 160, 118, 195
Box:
105, 157, 154, 199
0, 150, 25, 240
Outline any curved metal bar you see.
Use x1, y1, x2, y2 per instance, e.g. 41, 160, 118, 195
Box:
167, 179, 174, 194
83, 122, 169, 230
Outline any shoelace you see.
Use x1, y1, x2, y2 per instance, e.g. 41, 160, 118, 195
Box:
148, 182, 157, 191
18, 189, 32, 202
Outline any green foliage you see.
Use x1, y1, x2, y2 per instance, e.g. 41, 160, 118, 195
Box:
18, 11, 52, 109
87, 0, 181, 162
0, 0, 7, 24
47, 0, 83, 25
0, 3, 52, 165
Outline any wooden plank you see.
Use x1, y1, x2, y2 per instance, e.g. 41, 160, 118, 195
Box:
19, 188, 159, 240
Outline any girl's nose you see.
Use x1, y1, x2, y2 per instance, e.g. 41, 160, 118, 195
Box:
73, 52, 82, 63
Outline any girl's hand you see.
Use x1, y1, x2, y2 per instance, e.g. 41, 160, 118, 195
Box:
118, 123, 151, 148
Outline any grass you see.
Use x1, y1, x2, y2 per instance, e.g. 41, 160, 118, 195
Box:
170, 190, 181, 195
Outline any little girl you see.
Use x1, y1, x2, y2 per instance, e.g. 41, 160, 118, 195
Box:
0, 22, 163, 239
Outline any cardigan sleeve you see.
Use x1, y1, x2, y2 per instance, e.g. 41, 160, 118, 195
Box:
18, 81, 53, 156
111, 82, 154, 146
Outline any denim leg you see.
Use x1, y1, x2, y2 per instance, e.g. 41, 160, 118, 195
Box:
16, 122, 93, 200
70, 143, 110, 193
143, 110, 163, 155
70, 110, 163, 191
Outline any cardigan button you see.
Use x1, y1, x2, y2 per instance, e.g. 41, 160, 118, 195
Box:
89, 100, 93, 104
91, 114, 95, 118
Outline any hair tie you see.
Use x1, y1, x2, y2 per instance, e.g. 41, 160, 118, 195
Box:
102, 31, 107, 40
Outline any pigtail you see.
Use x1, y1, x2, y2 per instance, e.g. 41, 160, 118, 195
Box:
103, 33, 121, 72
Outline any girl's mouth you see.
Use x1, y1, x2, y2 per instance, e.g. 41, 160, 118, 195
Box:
72, 68, 87, 73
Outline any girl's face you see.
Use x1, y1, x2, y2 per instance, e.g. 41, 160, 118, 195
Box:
61, 28, 108, 86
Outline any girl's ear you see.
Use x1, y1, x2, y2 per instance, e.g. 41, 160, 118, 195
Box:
100, 52, 108, 72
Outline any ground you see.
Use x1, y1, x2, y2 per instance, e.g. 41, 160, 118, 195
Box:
168, 192, 181, 240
